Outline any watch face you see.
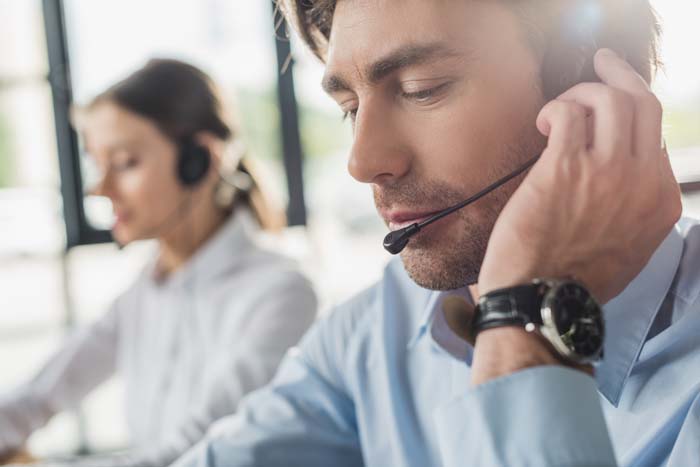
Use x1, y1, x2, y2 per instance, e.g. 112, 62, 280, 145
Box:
542, 281, 604, 361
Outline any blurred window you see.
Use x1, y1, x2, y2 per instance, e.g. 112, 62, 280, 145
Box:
0, 0, 79, 456
651, 2, 700, 216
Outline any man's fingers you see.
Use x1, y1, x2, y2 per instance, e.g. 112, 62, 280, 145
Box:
593, 48, 650, 96
593, 48, 664, 159
557, 82, 635, 159
536, 100, 589, 159
634, 91, 664, 159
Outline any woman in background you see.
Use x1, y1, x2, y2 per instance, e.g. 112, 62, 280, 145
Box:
0, 59, 317, 466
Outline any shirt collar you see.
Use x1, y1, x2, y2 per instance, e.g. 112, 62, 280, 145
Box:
407, 291, 441, 349
407, 287, 473, 349
148, 208, 257, 289
596, 226, 683, 406
406, 226, 684, 408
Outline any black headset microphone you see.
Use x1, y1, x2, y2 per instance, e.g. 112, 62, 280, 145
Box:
383, 155, 540, 255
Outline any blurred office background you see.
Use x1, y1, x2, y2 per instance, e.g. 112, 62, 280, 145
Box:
0, 0, 698, 457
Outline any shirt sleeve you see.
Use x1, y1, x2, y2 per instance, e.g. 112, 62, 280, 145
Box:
112, 273, 319, 467
167, 311, 364, 467
433, 365, 618, 467
0, 300, 121, 455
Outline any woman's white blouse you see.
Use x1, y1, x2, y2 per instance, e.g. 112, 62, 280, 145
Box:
0, 211, 317, 465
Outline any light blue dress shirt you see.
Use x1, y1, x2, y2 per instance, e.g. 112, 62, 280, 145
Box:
173, 219, 700, 467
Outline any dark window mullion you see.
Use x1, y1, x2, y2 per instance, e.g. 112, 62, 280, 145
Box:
41, 0, 92, 455
271, 0, 307, 226
42, 0, 111, 249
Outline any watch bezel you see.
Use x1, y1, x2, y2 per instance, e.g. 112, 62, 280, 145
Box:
538, 279, 604, 364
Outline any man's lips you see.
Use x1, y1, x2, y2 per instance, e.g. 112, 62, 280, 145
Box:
383, 209, 445, 231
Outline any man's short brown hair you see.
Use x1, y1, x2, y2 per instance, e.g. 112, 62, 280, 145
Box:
280, 0, 661, 99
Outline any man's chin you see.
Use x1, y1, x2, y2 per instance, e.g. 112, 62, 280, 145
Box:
399, 241, 482, 291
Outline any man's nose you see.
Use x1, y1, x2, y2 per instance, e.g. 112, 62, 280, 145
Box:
347, 101, 411, 185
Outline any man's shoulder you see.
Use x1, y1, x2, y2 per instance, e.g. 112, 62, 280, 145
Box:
298, 258, 430, 379
308, 259, 399, 344
317, 257, 426, 337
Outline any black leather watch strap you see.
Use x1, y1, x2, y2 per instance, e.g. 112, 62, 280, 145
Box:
471, 283, 546, 340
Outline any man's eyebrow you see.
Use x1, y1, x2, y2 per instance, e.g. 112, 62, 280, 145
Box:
368, 42, 461, 83
322, 75, 351, 95
322, 42, 462, 94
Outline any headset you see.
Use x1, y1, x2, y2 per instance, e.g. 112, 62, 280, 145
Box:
177, 138, 212, 187
177, 138, 253, 191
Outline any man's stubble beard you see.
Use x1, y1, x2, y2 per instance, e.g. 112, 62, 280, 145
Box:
397, 127, 545, 291
399, 177, 510, 291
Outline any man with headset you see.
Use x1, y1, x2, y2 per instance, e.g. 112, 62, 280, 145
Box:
170, 1, 698, 466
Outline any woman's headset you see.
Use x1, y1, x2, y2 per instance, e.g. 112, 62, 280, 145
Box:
176, 138, 254, 193
177, 139, 212, 187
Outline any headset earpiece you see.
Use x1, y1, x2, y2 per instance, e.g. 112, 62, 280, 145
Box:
177, 139, 211, 187
541, 42, 600, 100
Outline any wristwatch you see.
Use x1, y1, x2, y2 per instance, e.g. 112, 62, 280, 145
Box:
471, 279, 604, 364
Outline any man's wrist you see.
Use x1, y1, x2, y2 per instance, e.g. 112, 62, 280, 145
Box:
470, 326, 560, 386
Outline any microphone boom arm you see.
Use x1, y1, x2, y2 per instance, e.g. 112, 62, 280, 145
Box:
383, 155, 540, 254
